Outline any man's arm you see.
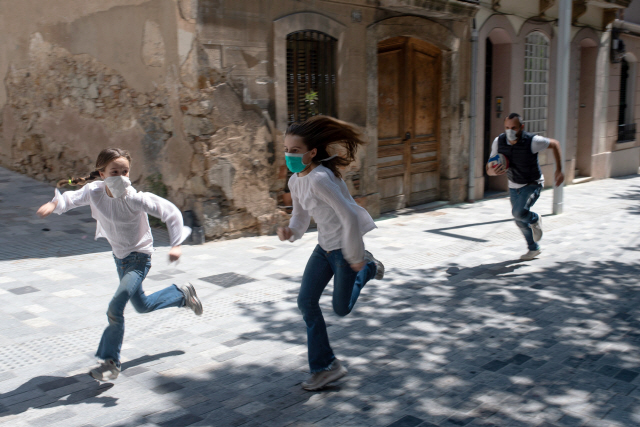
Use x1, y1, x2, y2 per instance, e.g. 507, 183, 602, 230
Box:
548, 139, 564, 186
486, 138, 506, 176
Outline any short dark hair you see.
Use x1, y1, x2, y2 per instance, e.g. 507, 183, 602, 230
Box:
506, 113, 523, 125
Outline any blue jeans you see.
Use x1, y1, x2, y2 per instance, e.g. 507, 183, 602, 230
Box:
297, 245, 377, 373
95, 252, 185, 365
510, 183, 542, 251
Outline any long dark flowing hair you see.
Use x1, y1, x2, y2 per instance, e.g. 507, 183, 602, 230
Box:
57, 148, 132, 188
285, 115, 367, 178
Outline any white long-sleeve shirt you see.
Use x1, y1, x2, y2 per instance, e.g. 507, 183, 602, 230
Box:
52, 181, 191, 259
288, 165, 376, 264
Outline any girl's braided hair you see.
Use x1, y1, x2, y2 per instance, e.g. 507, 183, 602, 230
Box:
57, 148, 132, 188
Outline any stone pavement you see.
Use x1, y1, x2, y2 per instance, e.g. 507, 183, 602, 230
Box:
1, 166, 640, 427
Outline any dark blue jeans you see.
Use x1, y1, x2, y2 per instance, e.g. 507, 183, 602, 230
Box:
509, 183, 542, 251
95, 252, 185, 365
297, 245, 377, 373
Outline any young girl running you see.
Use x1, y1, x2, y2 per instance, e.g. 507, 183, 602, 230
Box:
36, 148, 202, 381
277, 116, 384, 391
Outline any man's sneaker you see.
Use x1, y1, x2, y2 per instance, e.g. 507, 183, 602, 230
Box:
520, 249, 541, 261
364, 250, 385, 280
302, 359, 348, 391
180, 283, 203, 316
90, 359, 120, 381
531, 217, 543, 242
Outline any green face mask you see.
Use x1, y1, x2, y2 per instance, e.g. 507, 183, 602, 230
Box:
285, 151, 310, 173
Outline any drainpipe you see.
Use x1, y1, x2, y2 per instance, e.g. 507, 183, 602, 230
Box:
553, 0, 571, 215
468, 19, 479, 202
614, 19, 640, 37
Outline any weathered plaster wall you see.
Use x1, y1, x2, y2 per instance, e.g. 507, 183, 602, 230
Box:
1, 0, 477, 241
0, 0, 284, 240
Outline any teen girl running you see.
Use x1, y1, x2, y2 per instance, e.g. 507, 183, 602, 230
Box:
277, 116, 384, 391
36, 148, 202, 381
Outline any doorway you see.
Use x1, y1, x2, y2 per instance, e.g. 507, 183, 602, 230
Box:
576, 39, 598, 178
482, 29, 512, 193
376, 37, 441, 213
483, 38, 493, 191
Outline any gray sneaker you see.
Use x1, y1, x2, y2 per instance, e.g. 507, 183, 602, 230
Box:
90, 359, 120, 381
531, 217, 543, 242
520, 249, 541, 261
364, 250, 385, 280
180, 283, 203, 316
302, 359, 348, 391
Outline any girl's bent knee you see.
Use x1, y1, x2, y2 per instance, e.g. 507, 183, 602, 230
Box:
333, 304, 351, 317
106, 309, 123, 325
512, 208, 526, 221
297, 296, 320, 316
130, 299, 151, 314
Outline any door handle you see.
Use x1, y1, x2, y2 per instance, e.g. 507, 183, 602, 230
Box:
403, 132, 411, 141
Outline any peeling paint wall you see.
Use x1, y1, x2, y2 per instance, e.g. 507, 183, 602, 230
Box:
0, 0, 285, 240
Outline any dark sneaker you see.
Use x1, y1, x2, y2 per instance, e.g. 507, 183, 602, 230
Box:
301, 359, 348, 391
364, 250, 385, 280
520, 249, 541, 261
531, 217, 543, 242
180, 283, 203, 316
90, 359, 120, 381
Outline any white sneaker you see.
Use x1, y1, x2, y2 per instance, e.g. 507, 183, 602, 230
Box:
531, 217, 543, 242
90, 359, 120, 381
301, 359, 348, 391
520, 249, 541, 261
364, 250, 385, 280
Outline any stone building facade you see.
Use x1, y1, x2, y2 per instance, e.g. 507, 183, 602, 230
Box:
471, 0, 635, 199
0, 0, 479, 239
609, 0, 640, 177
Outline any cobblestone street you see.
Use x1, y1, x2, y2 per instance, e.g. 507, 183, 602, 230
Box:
1, 166, 640, 427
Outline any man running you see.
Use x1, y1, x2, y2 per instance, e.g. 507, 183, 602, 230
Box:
487, 113, 564, 260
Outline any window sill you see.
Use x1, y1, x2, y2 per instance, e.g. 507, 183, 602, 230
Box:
614, 140, 637, 151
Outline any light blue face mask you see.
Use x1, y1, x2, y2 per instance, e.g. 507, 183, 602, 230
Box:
285, 151, 310, 173
285, 151, 339, 174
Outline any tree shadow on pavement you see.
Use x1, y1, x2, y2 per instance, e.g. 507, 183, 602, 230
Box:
609, 183, 640, 215
90, 251, 640, 427
0, 351, 184, 419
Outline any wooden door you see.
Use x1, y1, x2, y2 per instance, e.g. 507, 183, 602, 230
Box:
377, 37, 441, 213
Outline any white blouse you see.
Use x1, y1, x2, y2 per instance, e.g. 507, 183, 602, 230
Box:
288, 165, 376, 264
52, 181, 191, 259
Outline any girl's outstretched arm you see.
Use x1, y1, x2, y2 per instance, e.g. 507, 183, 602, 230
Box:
36, 200, 58, 218
37, 185, 91, 217
140, 193, 191, 253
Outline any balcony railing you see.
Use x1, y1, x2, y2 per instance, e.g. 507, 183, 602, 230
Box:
378, 0, 479, 18
618, 123, 636, 142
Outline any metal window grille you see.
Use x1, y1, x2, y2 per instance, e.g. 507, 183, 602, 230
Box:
619, 58, 629, 126
618, 58, 637, 142
523, 32, 550, 135
286, 31, 337, 124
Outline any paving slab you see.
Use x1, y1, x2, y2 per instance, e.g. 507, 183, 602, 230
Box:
1, 166, 640, 426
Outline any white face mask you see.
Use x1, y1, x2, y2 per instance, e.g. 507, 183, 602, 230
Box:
506, 129, 518, 142
104, 176, 131, 198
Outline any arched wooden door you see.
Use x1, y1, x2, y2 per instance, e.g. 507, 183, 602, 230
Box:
377, 37, 441, 213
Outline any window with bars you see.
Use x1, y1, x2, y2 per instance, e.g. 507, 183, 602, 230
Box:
618, 58, 636, 142
523, 32, 550, 135
286, 31, 337, 124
